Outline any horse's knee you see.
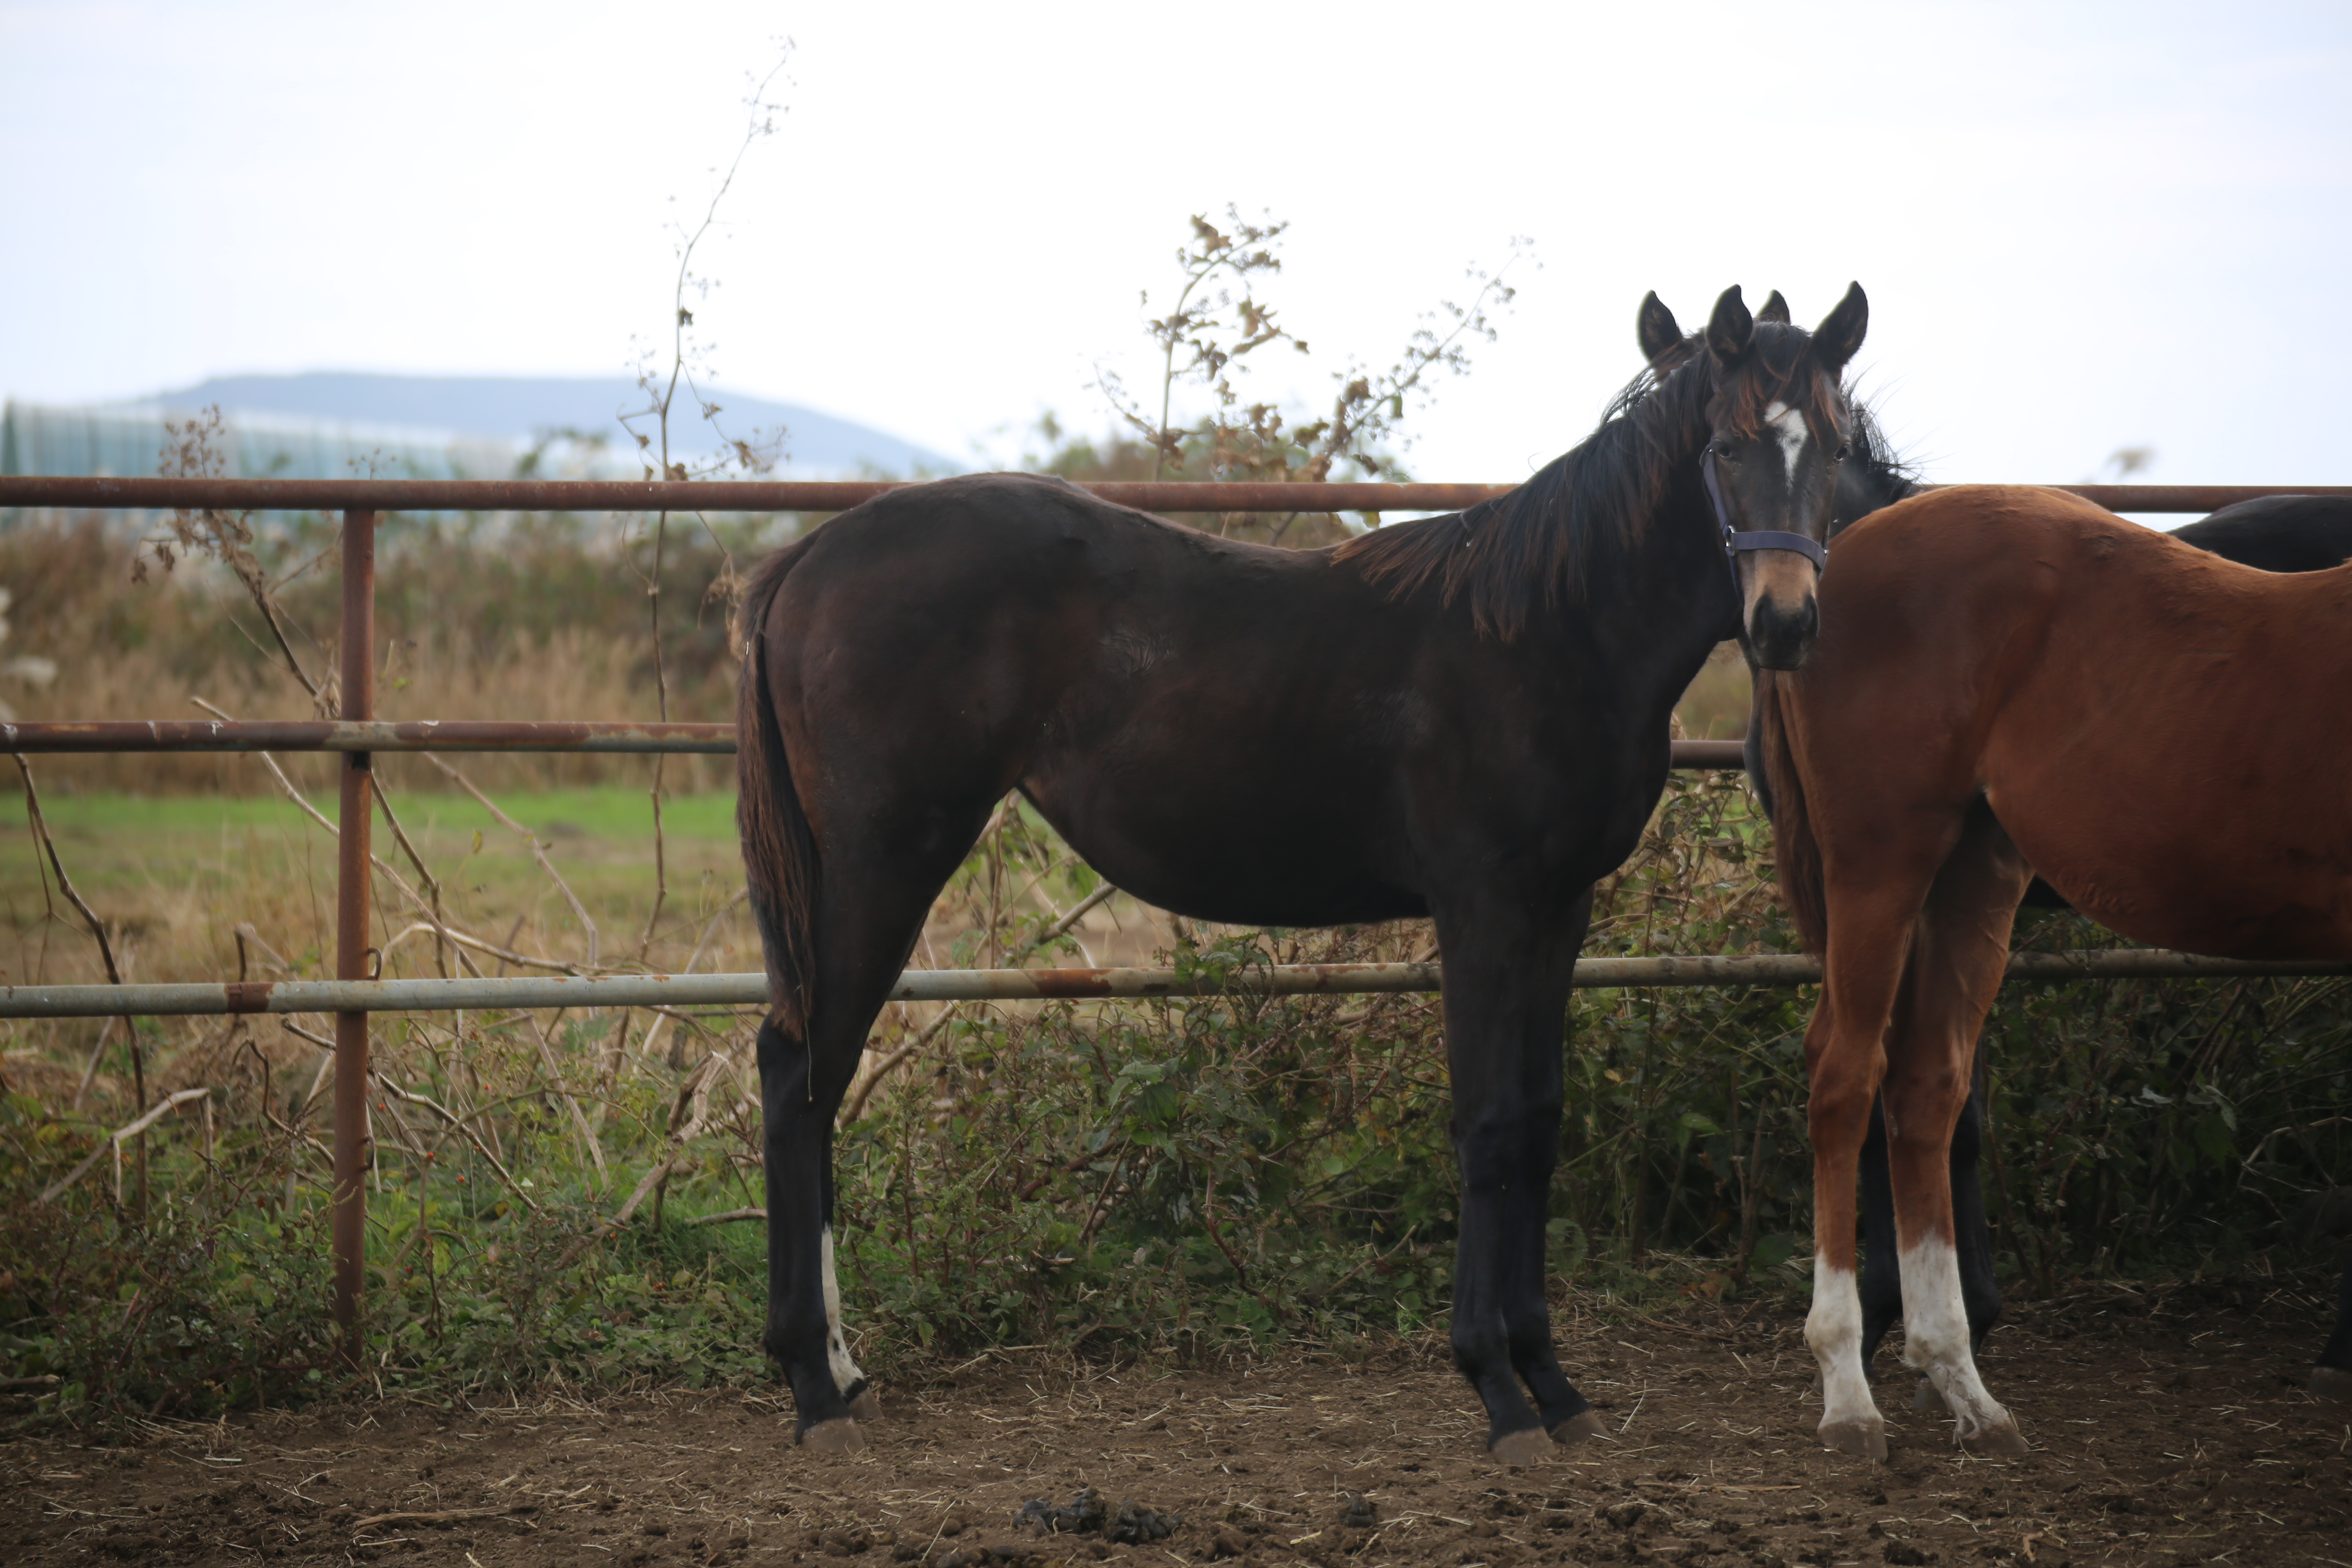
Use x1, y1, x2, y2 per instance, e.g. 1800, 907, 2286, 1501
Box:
1453, 1107, 1549, 1189
1807, 1072, 1878, 1146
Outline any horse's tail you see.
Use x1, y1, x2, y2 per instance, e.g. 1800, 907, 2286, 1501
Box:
737, 537, 824, 1036
1753, 667, 1828, 956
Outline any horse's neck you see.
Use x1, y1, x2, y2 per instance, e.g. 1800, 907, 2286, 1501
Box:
1573, 486, 1739, 707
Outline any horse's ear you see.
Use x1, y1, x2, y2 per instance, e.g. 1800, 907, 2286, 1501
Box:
1705, 285, 1753, 365
1637, 292, 1683, 364
1757, 290, 1791, 325
1811, 282, 1869, 370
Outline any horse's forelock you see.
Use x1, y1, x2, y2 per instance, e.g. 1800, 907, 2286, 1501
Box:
1708, 324, 1849, 442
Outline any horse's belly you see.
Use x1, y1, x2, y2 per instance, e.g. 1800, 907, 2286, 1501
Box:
2022, 847, 2352, 962
1020, 779, 1426, 929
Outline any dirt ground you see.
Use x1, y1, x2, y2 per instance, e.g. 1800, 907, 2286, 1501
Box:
4, 1286, 2346, 1568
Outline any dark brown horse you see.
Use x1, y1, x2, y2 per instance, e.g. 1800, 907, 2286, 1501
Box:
1753, 486, 2352, 1457
736, 285, 1869, 1459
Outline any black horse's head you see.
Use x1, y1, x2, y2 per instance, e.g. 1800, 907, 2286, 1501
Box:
1637, 283, 1869, 670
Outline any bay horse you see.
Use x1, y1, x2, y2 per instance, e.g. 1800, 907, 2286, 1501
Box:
736, 283, 1869, 1459
1646, 294, 2352, 1410
1846, 494, 2352, 1411
1751, 485, 2352, 1456
1852, 492, 2352, 1413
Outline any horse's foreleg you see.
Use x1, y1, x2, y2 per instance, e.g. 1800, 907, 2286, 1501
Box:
1882, 813, 2028, 1454
1498, 894, 1603, 1446
1435, 900, 1577, 1464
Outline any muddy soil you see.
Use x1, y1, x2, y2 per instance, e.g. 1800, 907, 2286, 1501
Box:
4, 1287, 2345, 1568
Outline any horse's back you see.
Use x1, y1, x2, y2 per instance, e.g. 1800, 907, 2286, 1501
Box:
2171, 495, 2352, 574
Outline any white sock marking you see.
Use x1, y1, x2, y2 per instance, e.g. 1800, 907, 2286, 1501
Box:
1897, 1236, 2014, 1442
1805, 1254, 1880, 1436
821, 1224, 866, 1396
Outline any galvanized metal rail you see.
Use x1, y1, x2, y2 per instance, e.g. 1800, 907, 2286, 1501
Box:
4, 950, 2345, 1020
4, 473, 2339, 1350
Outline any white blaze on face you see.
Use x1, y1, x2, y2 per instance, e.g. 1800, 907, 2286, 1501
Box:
1897, 1237, 2016, 1443
821, 1224, 866, 1396
1763, 400, 1811, 482
1805, 1252, 1879, 1436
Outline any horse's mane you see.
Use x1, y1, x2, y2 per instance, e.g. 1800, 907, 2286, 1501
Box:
1334, 323, 1845, 640
1843, 400, 1918, 512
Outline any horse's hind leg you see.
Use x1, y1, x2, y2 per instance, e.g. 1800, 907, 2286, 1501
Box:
760, 822, 991, 1450
1909, 1050, 2005, 1412
1880, 805, 2029, 1453
2314, 1247, 2352, 1400
1807, 849, 1954, 1459
1869, 1048, 2007, 1413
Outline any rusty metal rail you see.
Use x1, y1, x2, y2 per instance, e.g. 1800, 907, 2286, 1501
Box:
4, 949, 2345, 1020
5, 476, 2345, 515
0, 722, 1748, 770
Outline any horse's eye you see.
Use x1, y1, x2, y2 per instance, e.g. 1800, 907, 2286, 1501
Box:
1711, 439, 1737, 460
1833, 443, 1851, 462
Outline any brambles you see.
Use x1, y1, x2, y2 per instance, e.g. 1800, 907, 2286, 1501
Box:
1087, 208, 1532, 546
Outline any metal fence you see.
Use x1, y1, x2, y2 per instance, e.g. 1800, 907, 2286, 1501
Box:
5, 474, 2348, 1346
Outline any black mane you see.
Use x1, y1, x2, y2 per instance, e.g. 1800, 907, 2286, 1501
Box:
1835, 399, 1919, 532
1335, 324, 1846, 640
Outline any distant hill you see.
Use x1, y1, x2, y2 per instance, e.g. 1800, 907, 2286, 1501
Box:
149, 372, 957, 477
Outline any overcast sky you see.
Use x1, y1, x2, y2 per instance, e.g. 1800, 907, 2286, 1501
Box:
4, 0, 2346, 492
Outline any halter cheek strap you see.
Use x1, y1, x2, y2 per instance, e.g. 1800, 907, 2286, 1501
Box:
1702, 448, 1828, 572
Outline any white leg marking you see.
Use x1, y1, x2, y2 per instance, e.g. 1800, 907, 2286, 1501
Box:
1897, 1237, 2015, 1443
821, 1224, 866, 1396
1763, 400, 1810, 481
1806, 1254, 1881, 1437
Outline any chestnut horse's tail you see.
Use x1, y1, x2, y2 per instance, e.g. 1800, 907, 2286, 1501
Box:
737, 537, 823, 1036
1754, 667, 1828, 956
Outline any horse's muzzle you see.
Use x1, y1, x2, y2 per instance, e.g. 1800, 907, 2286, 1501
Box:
1747, 590, 1818, 671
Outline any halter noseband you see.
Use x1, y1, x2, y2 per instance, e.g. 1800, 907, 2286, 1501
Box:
1702, 448, 1827, 574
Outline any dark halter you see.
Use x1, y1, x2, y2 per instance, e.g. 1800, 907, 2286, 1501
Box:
1703, 448, 1827, 575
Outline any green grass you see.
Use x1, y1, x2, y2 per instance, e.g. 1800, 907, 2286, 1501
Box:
13, 784, 740, 841
2, 786, 752, 987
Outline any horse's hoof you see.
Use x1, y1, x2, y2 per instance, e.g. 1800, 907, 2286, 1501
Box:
1961, 1418, 2028, 1456
1551, 1410, 1610, 1447
800, 1417, 865, 1453
1817, 1418, 1888, 1461
1912, 1374, 1946, 1413
849, 1387, 883, 1422
1489, 1426, 1554, 1466
2309, 1365, 2352, 1402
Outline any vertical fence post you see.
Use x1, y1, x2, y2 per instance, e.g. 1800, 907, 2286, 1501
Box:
332, 509, 376, 1356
